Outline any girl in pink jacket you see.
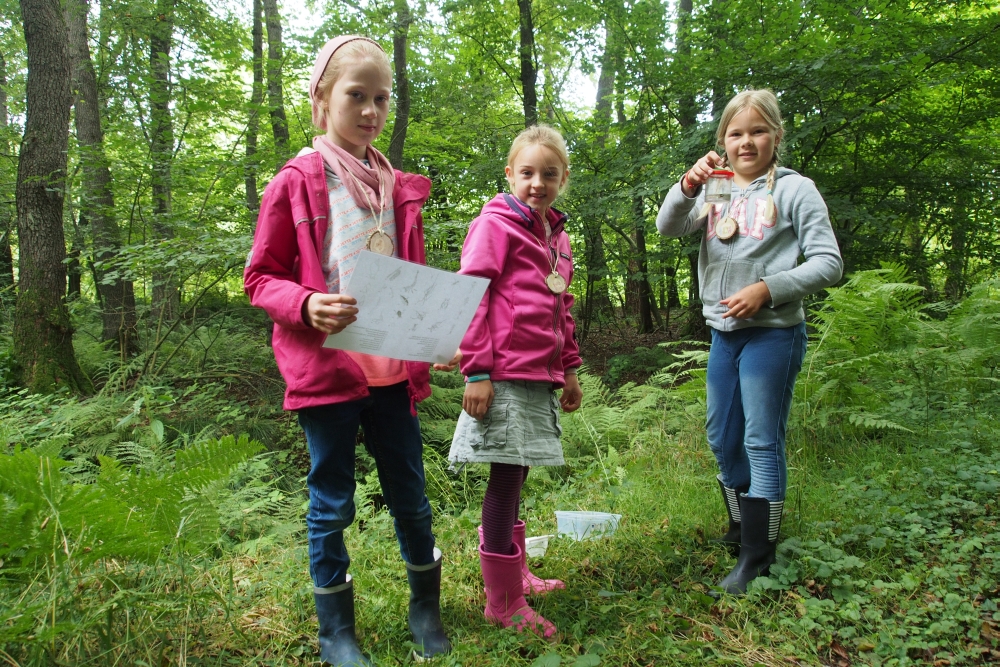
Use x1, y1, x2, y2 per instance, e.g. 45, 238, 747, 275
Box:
243, 36, 451, 665
449, 125, 584, 638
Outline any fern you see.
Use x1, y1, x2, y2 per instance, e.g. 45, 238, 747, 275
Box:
0, 435, 265, 576
796, 269, 1000, 439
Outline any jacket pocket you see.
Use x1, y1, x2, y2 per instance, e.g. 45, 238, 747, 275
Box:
702, 262, 726, 302
469, 403, 510, 450
720, 260, 765, 300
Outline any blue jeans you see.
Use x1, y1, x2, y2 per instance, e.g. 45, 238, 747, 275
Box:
706, 323, 807, 502
297, 382, 435, 589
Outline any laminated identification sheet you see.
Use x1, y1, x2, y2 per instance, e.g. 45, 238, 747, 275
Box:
323, 251, 490, 364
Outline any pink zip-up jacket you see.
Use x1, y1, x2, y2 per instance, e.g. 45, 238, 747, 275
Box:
458, 194, 581, 387
244, 151, 433, 411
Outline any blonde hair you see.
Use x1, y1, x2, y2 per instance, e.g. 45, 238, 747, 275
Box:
314, 40, 392, 112
716, 89, 784, 192
507, 124, 570, 193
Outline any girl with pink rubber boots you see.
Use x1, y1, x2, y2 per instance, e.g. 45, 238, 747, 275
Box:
449, 125, 583, 638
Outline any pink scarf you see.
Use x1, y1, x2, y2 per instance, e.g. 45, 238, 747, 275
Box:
313, 135, 396, 214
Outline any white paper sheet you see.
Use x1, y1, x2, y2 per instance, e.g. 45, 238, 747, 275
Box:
323, 251, 490, 364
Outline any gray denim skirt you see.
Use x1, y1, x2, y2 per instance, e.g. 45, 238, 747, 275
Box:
449, 380, 565, 467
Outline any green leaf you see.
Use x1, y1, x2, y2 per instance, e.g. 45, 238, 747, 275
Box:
531, 654, 562, 667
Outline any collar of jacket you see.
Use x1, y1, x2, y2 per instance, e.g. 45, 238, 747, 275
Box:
279, 150, 432, 213
500, 193, 568, 236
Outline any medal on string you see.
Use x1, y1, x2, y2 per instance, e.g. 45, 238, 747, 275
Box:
716, 181, 766, 242
716, 216, 739, 240
341, 158, 394, 256
533, 233, 566, 294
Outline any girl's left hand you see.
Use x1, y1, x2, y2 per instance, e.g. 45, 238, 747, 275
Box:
721, 281, 772, 319
433, 350, 462, 372
560, 374, 583, 412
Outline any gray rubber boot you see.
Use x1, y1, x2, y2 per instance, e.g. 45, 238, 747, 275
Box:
314, 576, 372, 666
711, 474, 748, 556
712, 495, 783, 597
405, 548, 451, 661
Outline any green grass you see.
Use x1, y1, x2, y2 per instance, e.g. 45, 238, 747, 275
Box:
6, 409, 995, 666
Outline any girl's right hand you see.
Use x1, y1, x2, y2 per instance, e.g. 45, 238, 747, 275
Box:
463, 380, 494, 421
306, 293, 358, 334
681, 150, 724, 197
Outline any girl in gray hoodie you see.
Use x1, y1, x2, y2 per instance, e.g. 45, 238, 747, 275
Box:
657, 89, 843, 596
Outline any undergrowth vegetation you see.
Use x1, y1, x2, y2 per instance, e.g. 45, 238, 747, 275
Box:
2, 268, 999, 665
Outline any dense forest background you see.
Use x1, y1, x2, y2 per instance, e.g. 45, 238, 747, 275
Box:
2, 0, 1000, 665
1, 0, 998, 388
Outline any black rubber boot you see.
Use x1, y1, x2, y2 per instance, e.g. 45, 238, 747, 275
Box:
314, 576, 372, 666
406, 548, 451, 661
711, 474, 748, 556
712, 495, 783, 598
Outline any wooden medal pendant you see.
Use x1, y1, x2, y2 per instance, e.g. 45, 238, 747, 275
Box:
368, 230, 394, 256
545, 271, 567, 294
716, 217, 738, 241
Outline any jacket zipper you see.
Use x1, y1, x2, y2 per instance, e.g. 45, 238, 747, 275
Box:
546, 246, 562, 381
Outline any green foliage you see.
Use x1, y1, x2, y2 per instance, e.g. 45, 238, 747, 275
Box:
796, 268, 1000, 439
602, 345, 676, 387
0, 434, 264, 576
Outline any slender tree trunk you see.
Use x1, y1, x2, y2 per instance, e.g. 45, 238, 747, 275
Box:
388, 0, 412, 170
245, 0, 263, 218
14, 0, 91, 393
577, 19, 616, 338
67, 0, 138, 353
944, 190, 968, 301
0, 52, 15, 305
66, 212, 83, 298
517, 0, 537, 127
677, 0, 708, 340
149, 0, 178, 320
263, 0, 289, 166
628, 194, 658, 333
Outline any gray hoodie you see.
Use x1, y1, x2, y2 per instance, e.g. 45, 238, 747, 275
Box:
656, 167, 843, 332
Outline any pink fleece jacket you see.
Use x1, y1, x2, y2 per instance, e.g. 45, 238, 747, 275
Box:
244, 151, 433, 411
458, 194, 582, 387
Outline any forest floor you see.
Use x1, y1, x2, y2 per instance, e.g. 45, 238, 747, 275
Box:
3, 277, 999, 666
215, 385, 1000, 667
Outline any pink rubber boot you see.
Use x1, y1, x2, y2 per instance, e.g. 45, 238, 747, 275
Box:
479, 544, 557, 638
513, 520, 565, 595
478, 523, 565, 596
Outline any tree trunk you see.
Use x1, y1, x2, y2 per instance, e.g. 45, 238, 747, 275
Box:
263, 0, 289, 166
0, 51, 15, 306
626, 194, 658, 333
245, 0, 263, 218
66, 212, 83, 298
149, 0, 178, 320
14, 0, 91, 393
388, 0, 412, 170
944, 190, 968, 301
67, 0, 138, 354
677, 0, 708, 340
576, 18, 616, 339
517, 0, 537, 128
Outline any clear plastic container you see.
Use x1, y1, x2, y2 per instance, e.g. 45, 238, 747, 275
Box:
523, 534, 554, 557
705, 169, 734, 203
555, 511, 622, 541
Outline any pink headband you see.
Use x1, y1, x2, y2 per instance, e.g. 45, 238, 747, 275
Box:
309, 35, 385, 130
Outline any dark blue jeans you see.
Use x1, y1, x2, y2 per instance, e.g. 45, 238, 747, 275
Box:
297, 382, 435, 589
706, 323, 807, 502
